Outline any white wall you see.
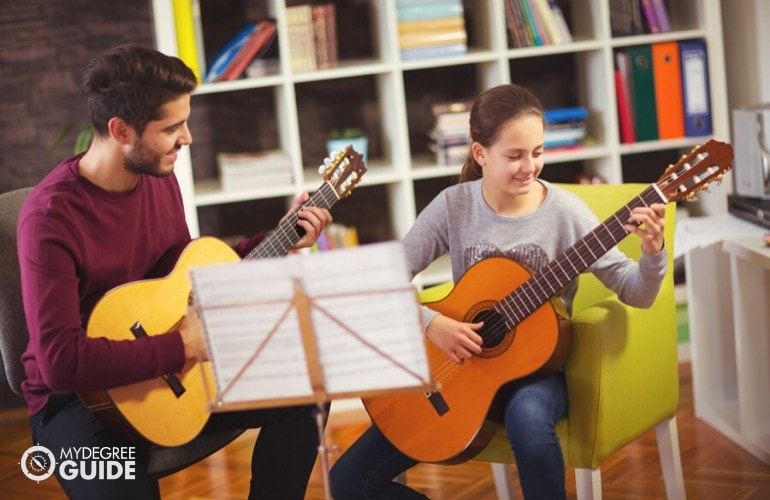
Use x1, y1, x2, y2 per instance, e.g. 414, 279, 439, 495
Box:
722, 0, 770, 111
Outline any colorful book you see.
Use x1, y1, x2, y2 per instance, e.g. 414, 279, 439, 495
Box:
544, 107, 589, 123
312, 3, 338, 69
396, 0, 463, 22
217, 21, 277, 82
547, 0, 573, 42
532, 0, 563, 44
628, 44, 659, 141
615, 68, 635, 143
400, 43, 467, 61
651, 41, 684, 139
616, 50, 636, 131
286, 4, 316, 72
519, 0, 544, 46
679, 39, 712, 137
505, 0, 532, 47
640, 0, 661, 34
204, 23, 259, 83
172, 0, 202, 82
398, 17, 467, 50
651, 0, 672, 32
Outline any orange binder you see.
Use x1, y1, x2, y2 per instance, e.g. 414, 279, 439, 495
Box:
652, 42, 685, 139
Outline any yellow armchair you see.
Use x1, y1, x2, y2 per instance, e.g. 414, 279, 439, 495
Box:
418, 183, 684, 499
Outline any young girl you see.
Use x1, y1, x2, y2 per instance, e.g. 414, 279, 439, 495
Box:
329, 83, 668, 499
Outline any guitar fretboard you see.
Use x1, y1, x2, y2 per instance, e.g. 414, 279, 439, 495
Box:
494, 184, 666, 327
244, 182, 339, 261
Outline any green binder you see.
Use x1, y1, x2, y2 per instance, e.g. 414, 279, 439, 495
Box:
628, 45, 659, 141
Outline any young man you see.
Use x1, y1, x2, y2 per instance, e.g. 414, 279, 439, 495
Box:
18, 44, 332, 499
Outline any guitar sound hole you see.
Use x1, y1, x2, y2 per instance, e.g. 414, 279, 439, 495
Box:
472, 309, 507, 348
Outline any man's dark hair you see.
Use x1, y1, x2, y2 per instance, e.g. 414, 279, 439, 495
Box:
82, 44, 197, 138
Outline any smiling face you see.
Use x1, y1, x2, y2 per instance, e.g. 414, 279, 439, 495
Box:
124, 94, 193, 177
474, 113, 545, 207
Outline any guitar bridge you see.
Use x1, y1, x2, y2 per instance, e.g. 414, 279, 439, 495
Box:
131, 322, 186, 398
424, 390, 449, 416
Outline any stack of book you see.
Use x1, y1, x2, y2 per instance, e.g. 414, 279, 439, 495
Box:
544, 107, 588, 150
610, 0, 672, 36
396, 0, 467, 61
285, 3, 338, 72
428, 100, 472, 165
204, 20, 277, 83
217, 150, 293, 191
504, 0, 573, 48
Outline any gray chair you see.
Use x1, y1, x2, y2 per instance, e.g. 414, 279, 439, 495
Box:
0, 187, 244, 498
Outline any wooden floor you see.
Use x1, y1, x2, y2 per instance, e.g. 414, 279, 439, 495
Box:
1, 363, 769, 499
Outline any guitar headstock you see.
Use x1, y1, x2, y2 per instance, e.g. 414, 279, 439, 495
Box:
319, 145, 367, 199
655, 139, 733, 203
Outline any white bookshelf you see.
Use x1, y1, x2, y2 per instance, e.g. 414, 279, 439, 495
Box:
151, 0, 730, 287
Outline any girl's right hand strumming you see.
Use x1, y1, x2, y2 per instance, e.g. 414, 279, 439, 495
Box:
425, 315, 484, 364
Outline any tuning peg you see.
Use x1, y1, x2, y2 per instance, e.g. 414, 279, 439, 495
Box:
317, 164, 326, 174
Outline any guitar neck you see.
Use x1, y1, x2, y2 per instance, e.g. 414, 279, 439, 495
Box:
495, 184, 666, 326
245, 182, 339, 260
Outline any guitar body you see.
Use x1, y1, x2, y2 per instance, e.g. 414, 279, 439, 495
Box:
80, 237, 240, 448
75, 147, 368, 448
363, 256, 572, 464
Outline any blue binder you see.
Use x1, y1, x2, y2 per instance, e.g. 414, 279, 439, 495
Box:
679, 39, 712, 137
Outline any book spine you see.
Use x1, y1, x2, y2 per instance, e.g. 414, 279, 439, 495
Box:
172, 0, 202, 82
519, 0, 544, 46
679, 39, 712, 136
398, 17, 467, 50
286, 5, 317, 72
396, 1, 464, 22
640, 0, 661, 34
610, 0, 634, 36
547, 0, 573, 42
628, 44, 659, 141
651, 0, 672, 32
204, 23, 256, 83
506, 0, 532, 47
218, 21, 277, 82
615, 68, 636, 143
544, 107, 589, 123
533, 0, 562, 44
651, 41, 684, 139
399, 43, 467, 61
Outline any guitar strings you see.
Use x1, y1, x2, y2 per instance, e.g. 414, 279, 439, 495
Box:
248, 183, 336, 260
448, 188, 662, 351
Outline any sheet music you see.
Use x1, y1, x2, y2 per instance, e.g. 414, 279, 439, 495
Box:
673, 214, 766, 259
189, 241, 430, 408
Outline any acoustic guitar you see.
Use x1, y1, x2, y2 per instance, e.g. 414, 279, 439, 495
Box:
363, 139, 733, 464
79, 146, 366, 448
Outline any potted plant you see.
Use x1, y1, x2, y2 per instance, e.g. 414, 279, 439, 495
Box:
326, 127, 368, 163
48, 121, 93, 155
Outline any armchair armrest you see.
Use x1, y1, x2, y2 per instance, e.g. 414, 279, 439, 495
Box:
565, 296, 679, 469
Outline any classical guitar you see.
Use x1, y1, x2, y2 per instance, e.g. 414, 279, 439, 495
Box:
363, 139, 733, 464
79, 146, 366, 448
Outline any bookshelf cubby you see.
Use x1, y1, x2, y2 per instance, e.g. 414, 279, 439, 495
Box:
151, 0, 730, 287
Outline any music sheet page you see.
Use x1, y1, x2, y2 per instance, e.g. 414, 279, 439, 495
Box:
188, 241, 430, 408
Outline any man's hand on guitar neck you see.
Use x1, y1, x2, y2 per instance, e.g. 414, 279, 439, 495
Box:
282, 192, 333, 250
426, 315, 484, 364
180, 306, 209, 361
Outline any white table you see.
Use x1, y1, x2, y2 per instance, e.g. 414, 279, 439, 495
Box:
680, 216, 770, 465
